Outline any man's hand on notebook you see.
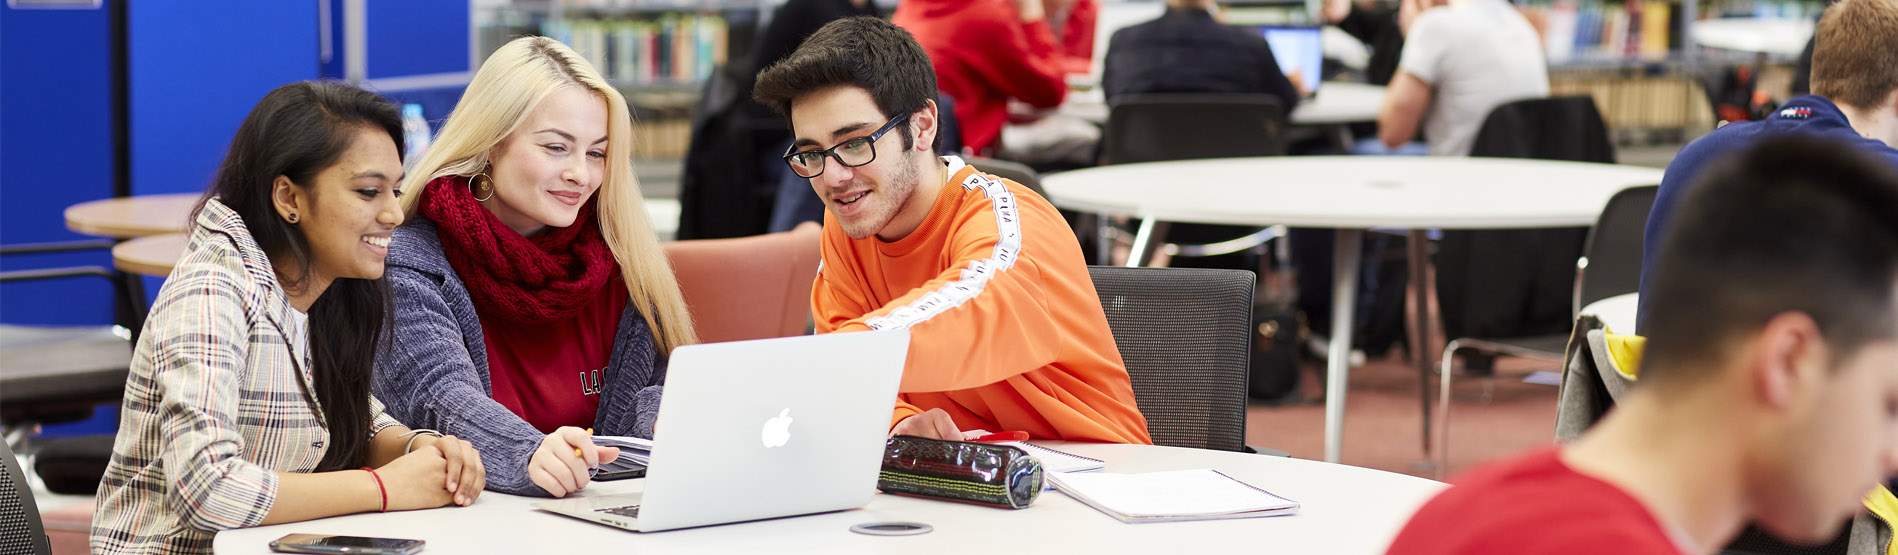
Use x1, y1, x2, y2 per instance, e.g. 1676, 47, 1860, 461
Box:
891, 408, 963, 441
531, 426, 622, 498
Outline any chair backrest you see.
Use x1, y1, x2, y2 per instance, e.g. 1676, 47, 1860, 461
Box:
1101, 93, 1287, 165
965, 157, 1044, 197
1088, 266, 1253, 452
1576, 185, 1660, 313
662, 222, 823, 344
1439, 95, 1611, 339
0, 441, 51, 555
1468, 96, 1615, 163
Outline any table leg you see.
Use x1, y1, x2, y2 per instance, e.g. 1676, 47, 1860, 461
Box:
1325, 229, 1364, 464
1125, 219, 1171, 268
1408, 230, 1433, 457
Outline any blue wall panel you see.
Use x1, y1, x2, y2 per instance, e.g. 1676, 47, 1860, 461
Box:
0, 3, 119, 325
129, 2, 319, 196
366, 0, 470, 78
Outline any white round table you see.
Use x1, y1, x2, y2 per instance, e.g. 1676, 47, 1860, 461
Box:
1692, 18, 1813, 56
1043, 156, 1666, 464
1060, 82, 1386, 127
212, 443, 1445, 555
1288, 82, 1387, 126
1580, 292, 1638, 335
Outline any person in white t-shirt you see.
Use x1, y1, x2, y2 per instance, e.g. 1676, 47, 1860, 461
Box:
1375, 0, 1548, 156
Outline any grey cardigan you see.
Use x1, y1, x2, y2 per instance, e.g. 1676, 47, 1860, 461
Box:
372, 216, 666, 496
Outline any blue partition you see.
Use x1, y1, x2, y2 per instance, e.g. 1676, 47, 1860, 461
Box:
0, 3, 119, 326
128, 2, 320, 196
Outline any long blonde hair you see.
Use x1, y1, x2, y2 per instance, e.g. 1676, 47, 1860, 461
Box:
401, 36, 697, 354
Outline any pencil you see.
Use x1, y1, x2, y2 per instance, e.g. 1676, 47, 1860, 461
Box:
576, 428, 594, 459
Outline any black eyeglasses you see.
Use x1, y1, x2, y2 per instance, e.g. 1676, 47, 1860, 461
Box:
782, 113, 911, 178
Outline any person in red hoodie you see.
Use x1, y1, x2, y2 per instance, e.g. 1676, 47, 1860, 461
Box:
894, 0, 1069, 155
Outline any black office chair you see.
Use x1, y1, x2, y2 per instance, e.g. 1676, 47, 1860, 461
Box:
1433, 185, 1658, 474
1573, 186, 1659, 315
1, 440, 53, 555
1, 242, 136, 496
965, 157, 1046, 198
1088, 266, 1253, 452
1100, 94, 1290, 266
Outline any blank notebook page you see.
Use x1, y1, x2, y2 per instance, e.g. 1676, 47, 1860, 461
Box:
1051, 469, 1298, 518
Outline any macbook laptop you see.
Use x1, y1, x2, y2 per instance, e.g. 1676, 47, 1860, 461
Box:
1258, 25, 1325, 98
534, 328, 910, 532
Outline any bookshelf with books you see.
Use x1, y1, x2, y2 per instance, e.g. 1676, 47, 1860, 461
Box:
477, 0, 762, 160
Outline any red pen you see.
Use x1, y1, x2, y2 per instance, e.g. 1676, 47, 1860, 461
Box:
970, 431, 1030, 442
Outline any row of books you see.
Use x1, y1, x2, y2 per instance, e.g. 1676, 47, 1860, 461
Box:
545, 14, 730, 87
1702, 0, 1823, 19
1549, 73, 1706, 129
1526, 1, 1677, 62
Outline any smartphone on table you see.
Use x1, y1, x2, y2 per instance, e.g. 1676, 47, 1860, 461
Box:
593, 460, 646, 481
269, 533, 424, 555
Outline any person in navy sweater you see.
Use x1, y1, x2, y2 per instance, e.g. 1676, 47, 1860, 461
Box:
1638, 0, 1898, 332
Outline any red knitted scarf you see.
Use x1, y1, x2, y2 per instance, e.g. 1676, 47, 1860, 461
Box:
420, 175, 614, 324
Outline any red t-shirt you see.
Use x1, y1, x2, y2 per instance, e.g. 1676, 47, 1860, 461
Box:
480, 277, 630, 434
1385, 446, 1690, 555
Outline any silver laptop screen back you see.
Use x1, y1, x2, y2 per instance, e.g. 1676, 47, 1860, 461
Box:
636, 329, 909, 531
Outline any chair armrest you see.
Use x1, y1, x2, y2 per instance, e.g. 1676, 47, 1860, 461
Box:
1244, 445, 1291, 457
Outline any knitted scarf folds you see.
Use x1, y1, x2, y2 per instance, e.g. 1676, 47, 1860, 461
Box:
420, 175, 614, 324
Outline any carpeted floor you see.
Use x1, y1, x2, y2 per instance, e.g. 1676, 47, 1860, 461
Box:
1246, 351, 1564, 481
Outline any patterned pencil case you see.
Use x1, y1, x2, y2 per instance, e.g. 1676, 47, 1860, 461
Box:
877, 435, 1043, 509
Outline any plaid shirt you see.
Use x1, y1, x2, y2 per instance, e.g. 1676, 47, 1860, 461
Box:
91, 199, 399, 555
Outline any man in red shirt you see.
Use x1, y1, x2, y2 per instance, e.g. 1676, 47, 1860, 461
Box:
1386, 135, 1898, 554
893, 0, 1068, 155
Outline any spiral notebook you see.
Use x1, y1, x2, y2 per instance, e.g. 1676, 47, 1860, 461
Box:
1000, 442, 1106, 474
1048, 469, 1301, 524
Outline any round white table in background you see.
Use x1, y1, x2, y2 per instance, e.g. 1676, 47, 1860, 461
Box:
1692, 18, 1813, 56
1043, 156, 1667, 464
1580, 293, 1639, 335
1060, 82, 1387, 127
1287, 82, 1387, 126
212, 443, 1445, 555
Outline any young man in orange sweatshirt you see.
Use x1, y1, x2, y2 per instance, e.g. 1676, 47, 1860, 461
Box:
752, 16, 1151, 445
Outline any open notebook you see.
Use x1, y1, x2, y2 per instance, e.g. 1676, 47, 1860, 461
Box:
999, 442, 1106, 474
1048, 469, 1301, 524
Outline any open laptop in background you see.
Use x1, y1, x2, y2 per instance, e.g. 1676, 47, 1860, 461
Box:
535, 329, 911, 532
1258, 25, 1325, 98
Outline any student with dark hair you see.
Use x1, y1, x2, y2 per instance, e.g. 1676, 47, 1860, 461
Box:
752, 16, 1151, 444
1638, 0, 1898, 332
1101, 0, 1302, 110
1386, 136, 1898, 554
92, 81, 484, 555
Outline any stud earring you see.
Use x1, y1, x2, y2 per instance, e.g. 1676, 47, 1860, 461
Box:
287, 213, 299, 223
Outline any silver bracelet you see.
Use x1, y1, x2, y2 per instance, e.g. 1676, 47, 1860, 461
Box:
403, 429, 444, 454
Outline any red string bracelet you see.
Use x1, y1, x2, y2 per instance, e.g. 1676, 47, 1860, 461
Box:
360, 467, 388, 513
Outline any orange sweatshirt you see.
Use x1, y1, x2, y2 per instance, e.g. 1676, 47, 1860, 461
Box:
812, 157, 1152, 445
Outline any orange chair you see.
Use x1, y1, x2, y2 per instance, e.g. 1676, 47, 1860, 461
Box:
663, 222, 823, 345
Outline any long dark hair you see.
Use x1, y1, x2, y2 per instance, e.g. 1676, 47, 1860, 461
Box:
193, 81, 405, 471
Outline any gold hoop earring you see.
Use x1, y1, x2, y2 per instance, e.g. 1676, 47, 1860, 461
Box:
470, 172, 495, 202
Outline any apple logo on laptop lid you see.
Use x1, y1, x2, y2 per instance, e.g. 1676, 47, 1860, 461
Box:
762, 408, 793, 448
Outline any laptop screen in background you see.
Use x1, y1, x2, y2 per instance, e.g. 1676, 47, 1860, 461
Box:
1258, 25, 1323, 97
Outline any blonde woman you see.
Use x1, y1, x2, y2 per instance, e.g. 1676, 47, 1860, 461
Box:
373, 36, 696, 498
